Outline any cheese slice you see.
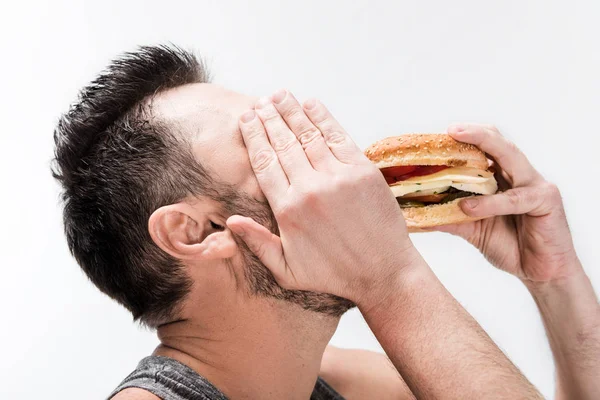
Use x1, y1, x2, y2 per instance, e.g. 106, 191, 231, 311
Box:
389, 167, 497, 197
401, 167, 494, 183
452, 179, 498, 194
390, 180, 452, 197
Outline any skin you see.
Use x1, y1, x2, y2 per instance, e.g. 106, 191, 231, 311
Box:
319, 346, 416, 400
228, 90, 541, 398
113, 84, 594, 399
432, 123, 600, 400
113, 83, 409, 400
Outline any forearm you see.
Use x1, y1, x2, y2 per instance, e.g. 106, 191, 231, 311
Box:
525, 262, 600, 400
360, 254, 542, 399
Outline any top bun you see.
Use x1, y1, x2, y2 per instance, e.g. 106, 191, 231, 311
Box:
365, 134, 488, 170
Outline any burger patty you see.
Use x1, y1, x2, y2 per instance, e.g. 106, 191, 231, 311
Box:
396, 188, 478, 208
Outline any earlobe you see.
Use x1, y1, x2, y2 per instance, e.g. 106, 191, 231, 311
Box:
148, 203, 238, 261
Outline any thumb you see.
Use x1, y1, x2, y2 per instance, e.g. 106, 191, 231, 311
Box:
226, 215, 290, 285
459, 186, 550, 218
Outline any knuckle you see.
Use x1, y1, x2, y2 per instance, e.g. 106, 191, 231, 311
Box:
297, 127, 322, 148
283, 106, 304, 121
244, 124, 265, 140
299, 189, 320, 206
325, 130, 347, 146
287, 184, 325, 213
505, 189, 524, 205
260, 108, 280, 123
276, 200, 305, 227
485, 124, 500, 134
333, 169, 359, 190
272, 137, 298, 154
300, 180, 323, 199
277, 210, 291, 224
251, 241, 266, 259
505, 139, 520, 153
544, 182, 561, 199
251, 149, 276, 172
275, 203, 293, 222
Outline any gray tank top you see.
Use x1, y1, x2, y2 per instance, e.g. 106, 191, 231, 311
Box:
109, 355, 346, 400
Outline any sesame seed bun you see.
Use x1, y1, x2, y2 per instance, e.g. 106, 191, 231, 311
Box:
364, 134, 488, 170
402, 197, 484, 232
364, 133, 494, 231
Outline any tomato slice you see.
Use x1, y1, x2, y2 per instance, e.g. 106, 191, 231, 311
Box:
381, 166, 417, 184
380, 165, 448, 184
400, 165, 448, 180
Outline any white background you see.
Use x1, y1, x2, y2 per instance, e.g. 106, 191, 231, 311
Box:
1, 1, 598, 398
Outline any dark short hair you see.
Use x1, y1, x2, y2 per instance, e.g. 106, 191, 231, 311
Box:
52, 45, 212, 327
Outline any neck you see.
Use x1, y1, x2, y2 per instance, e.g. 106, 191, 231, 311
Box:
154, 293, 339, 400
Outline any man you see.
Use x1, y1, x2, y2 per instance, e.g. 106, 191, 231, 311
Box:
52, 45, 598, 399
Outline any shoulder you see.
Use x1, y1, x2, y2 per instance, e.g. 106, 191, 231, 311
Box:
110, 387, 161, 400
319, 346, 415, 400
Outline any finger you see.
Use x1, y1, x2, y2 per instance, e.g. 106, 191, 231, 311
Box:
270, 89, 337, 170
494, 164, 513, 191
302, 99, 367, 165
226, 215, 292, 286
447, 123, 542, 187
255, 97, 314, 181
426, 222, 478, 241
459, 184, 558, 218
238, 110, 289, 204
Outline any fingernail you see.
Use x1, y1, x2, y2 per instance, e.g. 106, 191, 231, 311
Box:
271, 89, 287, 104
241, 110, 255, 123
256, 96, 271, 109
448, 124, 466, 134
303, 98, 317, 110
462, 198, 478, 209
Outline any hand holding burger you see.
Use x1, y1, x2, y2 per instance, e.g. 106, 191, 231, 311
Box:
365, 124, 580, 283
439, 124, 598, 399
429, 124, 576, 283
367, 124, 599, 399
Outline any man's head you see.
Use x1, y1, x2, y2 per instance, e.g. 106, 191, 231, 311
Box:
52, 45, 353, 328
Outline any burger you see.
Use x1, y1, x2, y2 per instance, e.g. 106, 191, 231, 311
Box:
364, 134, 498, 232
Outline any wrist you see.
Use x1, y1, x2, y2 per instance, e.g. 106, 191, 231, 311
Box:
522, 258, 585, 296
355, 246, 432, 316
524, 262, 599, 334
523, 260, 600, 396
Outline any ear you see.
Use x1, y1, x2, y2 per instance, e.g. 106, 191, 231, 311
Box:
148, 202, 237, 261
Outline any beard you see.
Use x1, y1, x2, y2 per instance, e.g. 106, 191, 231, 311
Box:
216, 184, 355, 317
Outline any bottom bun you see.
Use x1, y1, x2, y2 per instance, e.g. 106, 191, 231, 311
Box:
402, 197, 484, 233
